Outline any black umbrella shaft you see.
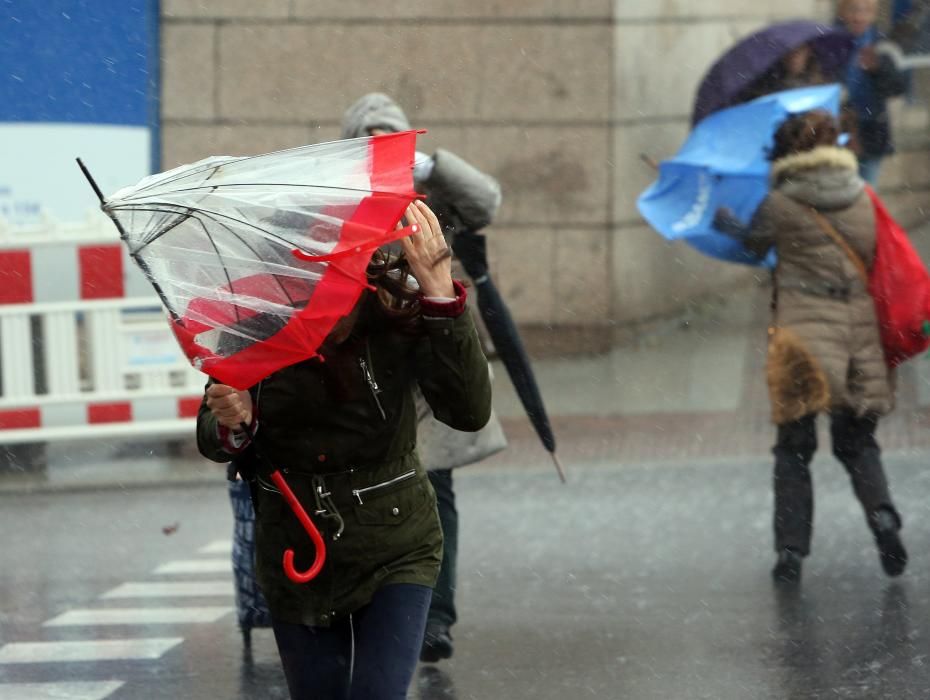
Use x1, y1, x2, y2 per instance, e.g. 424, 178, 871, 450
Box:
75, 158, 182, 323
76, 158, 105, 203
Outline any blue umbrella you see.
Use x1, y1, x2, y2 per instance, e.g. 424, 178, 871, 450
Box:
637, 84, 842, 267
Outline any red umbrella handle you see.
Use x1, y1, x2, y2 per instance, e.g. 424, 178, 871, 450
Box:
270, 470, 327, 584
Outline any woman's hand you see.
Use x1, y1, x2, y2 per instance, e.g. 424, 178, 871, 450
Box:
400, 200, 454, 298
206, 383, 253, 431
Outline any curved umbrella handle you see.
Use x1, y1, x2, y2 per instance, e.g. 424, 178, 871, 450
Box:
270, 470, 327, 584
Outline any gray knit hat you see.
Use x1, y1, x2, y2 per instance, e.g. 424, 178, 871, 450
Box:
340, 93, 412, 140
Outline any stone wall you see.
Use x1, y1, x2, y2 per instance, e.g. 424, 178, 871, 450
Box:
160, 0, 930, 353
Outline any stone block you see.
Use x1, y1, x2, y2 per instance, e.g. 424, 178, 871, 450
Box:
614, 19, 766, 120
161, 24, 216, 121
612, 223, 756, 323
878, 150, 930, 191
292, 0, 611, 19
416, 126, 610, 227
613, 119, 691, 225
553, 228, 611, 323
615, 0, 816, 20
217, 24, 610, 123
880, 188, 930, 230
163, 0, 291, 19
487, 228, 555, 324
161, 124, 316, 168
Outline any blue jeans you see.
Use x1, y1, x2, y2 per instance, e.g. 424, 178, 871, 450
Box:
271, 584, 432, 700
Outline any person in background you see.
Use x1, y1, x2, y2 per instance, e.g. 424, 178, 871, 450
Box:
837, 0, 909, 184
341, 93, 507, 663
739, 41, 826, 103
715, 110, 908, 584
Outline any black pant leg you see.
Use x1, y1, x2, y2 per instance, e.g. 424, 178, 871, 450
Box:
427, 469, 458, 627
773, 414, 818, 555
830, 410, 900, 530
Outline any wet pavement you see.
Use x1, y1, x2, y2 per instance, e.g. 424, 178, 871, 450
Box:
3, 450, 930, 699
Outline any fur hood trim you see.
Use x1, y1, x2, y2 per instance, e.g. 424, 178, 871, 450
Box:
770, 146, 858, 183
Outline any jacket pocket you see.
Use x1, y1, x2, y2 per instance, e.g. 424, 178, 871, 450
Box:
353, 472, 430, 526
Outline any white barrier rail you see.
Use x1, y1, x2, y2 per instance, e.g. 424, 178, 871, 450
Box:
0, 214, 206, 445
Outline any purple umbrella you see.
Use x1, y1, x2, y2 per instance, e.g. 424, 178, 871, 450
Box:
692, 20, 855, 125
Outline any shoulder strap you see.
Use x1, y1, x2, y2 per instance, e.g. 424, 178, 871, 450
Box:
807, 208, 870, 287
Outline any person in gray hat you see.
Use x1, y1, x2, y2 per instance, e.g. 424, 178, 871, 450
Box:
342, 92, 507, 662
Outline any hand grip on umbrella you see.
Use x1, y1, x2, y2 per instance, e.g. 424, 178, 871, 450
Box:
270, 469, 327, 584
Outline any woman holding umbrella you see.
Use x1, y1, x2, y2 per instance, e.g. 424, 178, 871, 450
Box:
715, 111, 907, 584
198, 200, 492, 699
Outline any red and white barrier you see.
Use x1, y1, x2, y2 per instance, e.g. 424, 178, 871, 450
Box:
0, 215, 205, 445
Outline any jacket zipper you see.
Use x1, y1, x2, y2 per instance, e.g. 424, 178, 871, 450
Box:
352, 469, 417, 505
359, 341, 387, 421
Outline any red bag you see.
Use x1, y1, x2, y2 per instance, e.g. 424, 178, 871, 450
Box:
865, 186, 930, 367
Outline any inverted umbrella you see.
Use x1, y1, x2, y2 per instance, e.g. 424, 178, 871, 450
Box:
80, 132, 420, 389
692, 20, 854, 126
638, 85, 841, 266
78, 131, 422, 584
452, 231, 565, 483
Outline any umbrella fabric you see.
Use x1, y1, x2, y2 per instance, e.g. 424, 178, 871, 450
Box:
637, 85, 841, 267
102, 132, 421, 389
692, 20, 854, 125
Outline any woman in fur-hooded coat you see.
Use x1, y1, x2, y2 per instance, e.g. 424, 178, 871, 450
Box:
733, 110, 906, 583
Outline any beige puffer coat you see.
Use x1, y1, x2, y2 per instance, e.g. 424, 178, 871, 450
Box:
746, 146, 893, 424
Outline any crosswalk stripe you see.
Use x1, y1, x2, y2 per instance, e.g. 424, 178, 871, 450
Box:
0, 681, 125, 700
198, 540, 232, 554
0, 638, 183, 664
44, 607, 234, 627
153, 560, 230, 575
101, 581, 234, 599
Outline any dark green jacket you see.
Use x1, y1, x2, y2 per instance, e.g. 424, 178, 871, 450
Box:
197, 296, 492, 626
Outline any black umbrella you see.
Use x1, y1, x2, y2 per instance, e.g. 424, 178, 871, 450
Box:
452, 230, 565, 483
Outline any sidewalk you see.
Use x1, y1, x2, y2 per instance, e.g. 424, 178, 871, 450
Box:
4, 224, 930, 491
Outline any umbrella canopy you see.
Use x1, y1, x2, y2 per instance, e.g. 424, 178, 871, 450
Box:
638, 85, 842, 266
692, 20, 854, 125
453, 230, 565, 482
85, 131, 421, 389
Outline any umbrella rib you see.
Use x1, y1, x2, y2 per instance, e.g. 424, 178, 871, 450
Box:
123, 136, 373, 195
111, 202, 347, 257
117, 161, 230, 198
115, 181, 411, 203
204, 213, 303, 308
186, 215, 243, 324
113, 204, 327, 309
109, 204, 312, 253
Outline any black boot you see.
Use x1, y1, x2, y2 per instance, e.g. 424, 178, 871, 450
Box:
872, 508, 908, 577
420, 622, 454, 663
772, 547, 803, 584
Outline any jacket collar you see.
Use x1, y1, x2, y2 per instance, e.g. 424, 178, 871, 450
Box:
770, 146, 859, 183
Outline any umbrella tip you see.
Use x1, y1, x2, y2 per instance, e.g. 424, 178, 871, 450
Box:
550, 452, 567, 484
